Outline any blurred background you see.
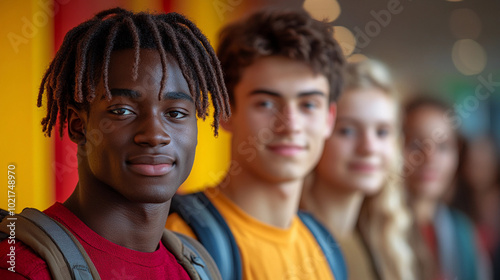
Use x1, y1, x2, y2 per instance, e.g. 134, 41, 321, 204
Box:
0, 0, 499, 211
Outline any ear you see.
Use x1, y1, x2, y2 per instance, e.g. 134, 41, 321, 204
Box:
220, 115, 233, 133
324, 103, 337, 138
67, 105, 87, 145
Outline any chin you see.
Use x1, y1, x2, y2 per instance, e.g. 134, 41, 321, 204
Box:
363, 185, 384, 196
408, 183, 440, 200
266, 170, 307, 184
350, 177, 384, 195
123, 185, 179, 204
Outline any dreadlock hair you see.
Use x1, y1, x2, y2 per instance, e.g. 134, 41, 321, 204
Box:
217, 8, 345, 106
37, 7, 231, 138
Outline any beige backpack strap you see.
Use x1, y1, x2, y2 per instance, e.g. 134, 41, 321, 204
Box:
0, 208, 100, 280
162, 229, 221, 280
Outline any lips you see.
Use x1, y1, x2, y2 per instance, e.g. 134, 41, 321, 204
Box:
127, 154, 175, 176
348, 162, 378, 172
267, 144, 306, 156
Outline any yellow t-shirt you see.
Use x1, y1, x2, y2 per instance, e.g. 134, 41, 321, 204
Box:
166, 190, 335, 280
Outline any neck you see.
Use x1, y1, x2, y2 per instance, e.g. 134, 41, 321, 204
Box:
218, 167, 303, 229
302, 174, 364, 239
64, 171, 170, 252
411, 197, 438, 225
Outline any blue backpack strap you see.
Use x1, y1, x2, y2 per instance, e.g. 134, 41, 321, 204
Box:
175, 233, 219, 280
170, 192, 242, 280
298, 211, 347, 280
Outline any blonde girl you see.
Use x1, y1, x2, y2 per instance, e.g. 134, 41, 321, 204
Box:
301, 59, 416, 280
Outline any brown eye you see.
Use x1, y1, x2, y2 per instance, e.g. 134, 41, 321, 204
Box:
110, 108, 133, 115
166, 111, 187, 119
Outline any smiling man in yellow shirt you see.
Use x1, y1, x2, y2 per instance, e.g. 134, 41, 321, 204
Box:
166, 8, 346, 280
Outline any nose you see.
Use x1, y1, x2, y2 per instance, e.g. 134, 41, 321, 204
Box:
272, 104, 301, 135
421, 145, 437, 164
134, 113, 171, 147
357, 130, 377, 155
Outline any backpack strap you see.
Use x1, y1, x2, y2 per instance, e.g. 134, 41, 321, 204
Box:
170, 192, 242, 280
161, 229, 222, 280
0, 209, 10, 240
298, 211, 348, 280
0, 208, 100, 280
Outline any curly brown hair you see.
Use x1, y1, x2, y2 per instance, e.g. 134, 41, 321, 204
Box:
217, 8, 345, 105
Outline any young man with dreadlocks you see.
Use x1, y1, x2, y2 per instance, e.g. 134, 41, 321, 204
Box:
0, 7, 230, 280
166, 8, 347, 280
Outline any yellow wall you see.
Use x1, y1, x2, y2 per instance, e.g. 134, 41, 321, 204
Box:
174, 0, 232, 193
0, 0, 53, 210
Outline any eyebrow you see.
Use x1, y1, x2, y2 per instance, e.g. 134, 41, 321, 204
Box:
109, 89, 140, 98
249, 89, 326, 98
164, 91, 194, 103
109, 89, 193, 103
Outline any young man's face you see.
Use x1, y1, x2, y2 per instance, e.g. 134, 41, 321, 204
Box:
70, 49, 197, 203
226, 56, 335, 183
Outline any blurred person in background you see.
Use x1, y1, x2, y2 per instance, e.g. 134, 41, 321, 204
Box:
403, 96, 491, 280
453, 135, 500, 257
300, 59, 417, 280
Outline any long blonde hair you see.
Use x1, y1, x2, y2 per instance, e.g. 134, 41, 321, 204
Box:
346, 60, 417, 280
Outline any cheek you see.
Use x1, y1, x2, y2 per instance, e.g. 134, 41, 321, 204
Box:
381, 140, 397, 165
84, 123, 123, 160
176, 123, 198, 150
307, 124, 328, 141
439, 151, 459, 178
249, 117, 270, 136
242, 113, 276, 145
307, 110, 331, 133
322, 137, 350, 166
84, 137, 121, 181
239, 110, 267, 134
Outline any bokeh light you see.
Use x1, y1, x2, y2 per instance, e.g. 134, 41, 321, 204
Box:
303, 0, 341, 22
347, 53, 368, 63
333, 26, 356, 56
451, 39, 487, 75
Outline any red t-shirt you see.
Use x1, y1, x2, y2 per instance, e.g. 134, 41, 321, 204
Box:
0, 203, 191, 279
